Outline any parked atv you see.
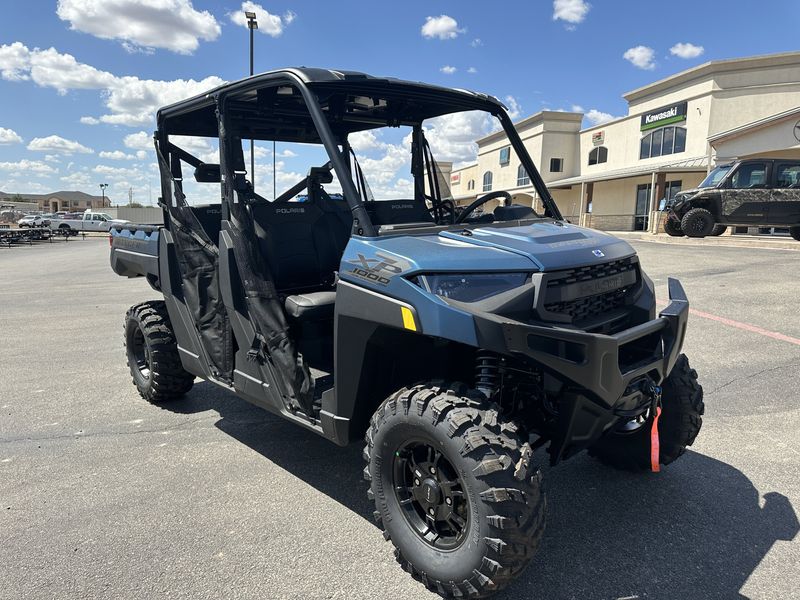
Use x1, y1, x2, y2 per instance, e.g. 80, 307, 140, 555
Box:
110, 68, 704, 597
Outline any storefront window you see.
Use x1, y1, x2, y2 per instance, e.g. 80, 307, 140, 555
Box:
639, 136, 650, 160
517, 164, 530, 186
499, 147, 510, 166
650, 129, 663, 158
639, 126, 686, 159
588, 146, 607, 165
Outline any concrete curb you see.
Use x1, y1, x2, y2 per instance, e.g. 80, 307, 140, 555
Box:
607, 231, 800, 251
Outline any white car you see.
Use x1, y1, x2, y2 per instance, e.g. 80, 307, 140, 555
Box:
17, 214, 51, 228
48, 210, 129, 232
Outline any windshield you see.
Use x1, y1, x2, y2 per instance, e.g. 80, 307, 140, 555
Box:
699, 165, 731, 188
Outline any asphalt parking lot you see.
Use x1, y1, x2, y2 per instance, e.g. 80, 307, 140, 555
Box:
1, 237, 798, 600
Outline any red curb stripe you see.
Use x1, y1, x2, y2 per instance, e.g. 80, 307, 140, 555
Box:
688, 307, 800, 347
657, 300, 800, 346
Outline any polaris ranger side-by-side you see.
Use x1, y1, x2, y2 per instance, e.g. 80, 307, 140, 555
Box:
110, 69, 704, 598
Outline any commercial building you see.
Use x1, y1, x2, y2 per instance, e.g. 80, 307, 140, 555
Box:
449, 51, 800, 231
0, 190, 111, 213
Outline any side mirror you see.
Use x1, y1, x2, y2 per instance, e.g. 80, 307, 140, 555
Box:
195, 163, 221, 183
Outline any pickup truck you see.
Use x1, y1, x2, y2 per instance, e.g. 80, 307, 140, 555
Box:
49, 210, 129, 232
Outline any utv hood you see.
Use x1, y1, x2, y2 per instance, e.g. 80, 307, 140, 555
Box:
372, 221, 636, 273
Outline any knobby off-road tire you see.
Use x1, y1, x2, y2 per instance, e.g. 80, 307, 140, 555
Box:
681, 208, 715, 238
124, 301, 194, 403
789, 226, 800, 241
588, 354, 704, 471
710, 224, 727, 236
364, 383, 546, 598
663, 218, 685, 237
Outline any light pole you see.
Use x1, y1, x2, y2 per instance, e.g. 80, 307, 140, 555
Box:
99, 183, 108, 208
246, 11, 258, 192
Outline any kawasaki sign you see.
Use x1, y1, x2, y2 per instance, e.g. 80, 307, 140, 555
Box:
640, 101, 687, 131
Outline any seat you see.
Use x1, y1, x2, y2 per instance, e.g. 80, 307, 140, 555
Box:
251, 199, 348, 293
284, 290, 336, 320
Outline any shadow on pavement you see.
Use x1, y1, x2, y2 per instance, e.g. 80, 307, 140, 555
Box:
167, 382, 799, 600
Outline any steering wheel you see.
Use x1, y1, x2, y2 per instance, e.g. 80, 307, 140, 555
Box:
455, 191, 512, 224
428, 198, 456, 224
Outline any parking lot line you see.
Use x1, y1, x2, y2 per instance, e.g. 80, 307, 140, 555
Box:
658, 300, 800, 346
688, 307, 800, 347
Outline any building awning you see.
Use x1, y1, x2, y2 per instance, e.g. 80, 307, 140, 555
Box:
708, 105, 800, 144
547, 155, 709, 189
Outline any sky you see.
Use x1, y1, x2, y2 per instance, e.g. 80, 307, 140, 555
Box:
0, 0, 798, 205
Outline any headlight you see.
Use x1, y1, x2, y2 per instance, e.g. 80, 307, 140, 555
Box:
414, 272, 529, 302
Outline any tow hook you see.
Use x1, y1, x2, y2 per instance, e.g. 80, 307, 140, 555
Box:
648, 383, 663, 473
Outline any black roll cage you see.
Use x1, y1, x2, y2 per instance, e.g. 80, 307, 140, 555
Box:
156, 68, 563, 237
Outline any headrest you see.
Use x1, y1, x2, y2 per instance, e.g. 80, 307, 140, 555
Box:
194, 163, 220, 183
308, 165, 333, 184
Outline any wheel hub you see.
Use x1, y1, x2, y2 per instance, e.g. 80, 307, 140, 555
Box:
418, 478, 442, 507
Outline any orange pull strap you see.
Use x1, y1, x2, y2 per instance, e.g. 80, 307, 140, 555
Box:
650, 405, 662, 473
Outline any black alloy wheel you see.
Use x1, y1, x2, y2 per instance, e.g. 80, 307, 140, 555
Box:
130, 326, 152, 382
393, 440, 469, 551
124, 300, 194, 403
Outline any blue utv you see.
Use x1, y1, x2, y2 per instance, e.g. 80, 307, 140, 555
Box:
110, 68, 704, 598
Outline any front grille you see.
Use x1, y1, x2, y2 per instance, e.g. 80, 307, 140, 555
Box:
545, 288, 629, 322
545, 257, 638, 290
541, 257, 638, 325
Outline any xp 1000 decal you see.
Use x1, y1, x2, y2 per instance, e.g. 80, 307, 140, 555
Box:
346, 252, 404, 286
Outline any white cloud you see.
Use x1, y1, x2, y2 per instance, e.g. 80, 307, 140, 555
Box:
471, 38, 483, 47
0, 42, 31, 81
504, 95, 522, 120
670, 42, 705, 59
0, 43, 224, 128
0, 159, 57, 174
56, 0, 221, 55
27, 135, 93, 154
102, 74, 225, 126
100, 150, 137, 160
585, 109, 615, 125
424, 111, 494, 164
61, 171, 93, 188
93, 164, 148, 181
45, 155, 61, 162
467, 67, 478, 74
229, 2, 297, 37
553, 0, 590, 24
571, 104, 585, 113
124, 131, 152, 150
0, 127, 23, 144
348, 130, 384, 153
623, 45, 656, 70
421, 15, 464, 40
440, 65, 457, 75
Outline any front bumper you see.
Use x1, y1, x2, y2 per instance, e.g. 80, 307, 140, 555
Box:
504, 277, 687, 406
473, 277, 689, 462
